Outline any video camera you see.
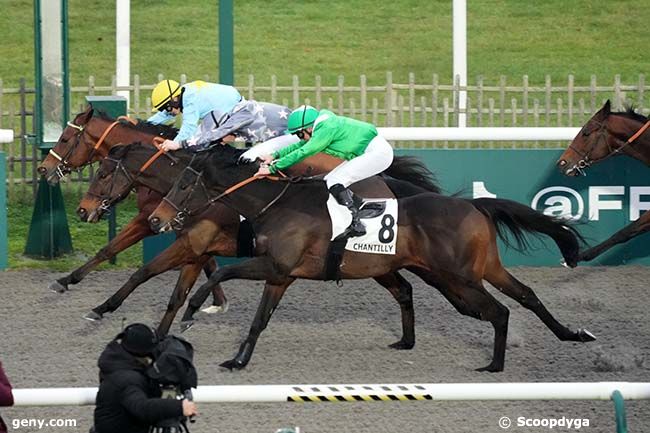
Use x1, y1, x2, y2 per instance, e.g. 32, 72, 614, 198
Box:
147, 335, 198, 433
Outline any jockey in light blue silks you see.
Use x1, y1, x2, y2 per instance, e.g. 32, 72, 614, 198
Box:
178, 100, 301, 158
148, 79, 243, 152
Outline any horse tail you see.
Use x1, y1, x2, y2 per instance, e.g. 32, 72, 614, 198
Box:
383, 156, 442, 194
470, 197, 585, 267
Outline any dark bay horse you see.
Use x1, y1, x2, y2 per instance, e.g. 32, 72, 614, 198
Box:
37, 107, 227, 312
79, 143, 444, 336
556, 100, 650, 263
150, 144, 594, 372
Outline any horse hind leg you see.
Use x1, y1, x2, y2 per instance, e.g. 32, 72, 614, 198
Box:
373, 272, 415, 350
411, 268, 510, 372
485, 265, 596, 343
200, 258, 229, 314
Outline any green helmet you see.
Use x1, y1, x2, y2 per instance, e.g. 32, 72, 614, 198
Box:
286, 105, 319, 134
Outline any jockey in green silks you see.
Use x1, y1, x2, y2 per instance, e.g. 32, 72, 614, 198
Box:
255, 105, 394, 237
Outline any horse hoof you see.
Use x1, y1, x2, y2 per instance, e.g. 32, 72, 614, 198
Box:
84, 311, 103, 321
219, 359, 245, 371
475, 363, 503, 373
49, 281, 68, 293
388, 340, 415, 350
578, 328, 596, 342
201, 300, 229, 314
560, 259, 577, 269
180, 320, 195, 333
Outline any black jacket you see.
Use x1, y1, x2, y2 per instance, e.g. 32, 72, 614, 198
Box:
93, 341, 183, 433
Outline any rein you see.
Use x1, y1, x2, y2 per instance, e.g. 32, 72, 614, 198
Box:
165, 168, 292, 230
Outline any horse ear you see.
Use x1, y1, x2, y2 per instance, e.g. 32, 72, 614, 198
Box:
603, 99, 611, 114
82, 105, 94, 123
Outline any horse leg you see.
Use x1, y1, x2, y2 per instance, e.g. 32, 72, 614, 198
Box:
373, 272, 415, 350
200, 258, 230, 314
157, 257, 213, 336
85, 237, 203, 320
410, 268, 510, 372
485, 266, 596, 342
220, 278, 295, 370
181, 256, 280, 330
578, 212, 650, 263
49, 214, 151, 293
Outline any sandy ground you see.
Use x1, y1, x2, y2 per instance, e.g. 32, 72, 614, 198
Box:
0, 266, 649, 433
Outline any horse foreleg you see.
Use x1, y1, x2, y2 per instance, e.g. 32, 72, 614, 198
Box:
411, 267, 510, 372
181, 256, 280, 330
157, 257, 213, 336
373, 272, 415, 350
49, 214, 152, 293
220, 278, 295, 370
578, 212, 650, 263
485, 267, 596, 343
85, 237, 201, 320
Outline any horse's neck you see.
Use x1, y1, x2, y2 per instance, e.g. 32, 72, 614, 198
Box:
286, 153, 344, 177
126, 150, 181, 194
87, 120, 158, 157
212, 171, 327, 220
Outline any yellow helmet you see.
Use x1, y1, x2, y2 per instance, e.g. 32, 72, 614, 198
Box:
151, 79, 182, 112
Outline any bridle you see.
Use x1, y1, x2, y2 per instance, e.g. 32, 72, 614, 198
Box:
566, 117, 650, 176
86, 137, 171, 215
48, 115, 137, 180
161, 163, 291, 230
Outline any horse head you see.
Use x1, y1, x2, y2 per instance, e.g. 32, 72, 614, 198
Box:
77, 145, 136, 223
78, 143, 186, 223
148, 152, 216, 233
557, 100, 650, 176
38, 106, 96, 184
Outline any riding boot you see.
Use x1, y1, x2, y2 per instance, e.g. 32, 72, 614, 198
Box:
328, 184, 366, 237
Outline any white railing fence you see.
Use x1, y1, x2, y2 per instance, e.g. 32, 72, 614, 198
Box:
12, 382, 650, 406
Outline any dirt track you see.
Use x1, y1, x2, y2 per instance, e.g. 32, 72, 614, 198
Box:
1, 266, 649, 433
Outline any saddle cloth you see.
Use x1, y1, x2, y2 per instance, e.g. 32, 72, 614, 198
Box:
327, 196, 398, 255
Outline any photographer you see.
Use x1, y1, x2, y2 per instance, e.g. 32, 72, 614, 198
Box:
93, 324, 198, 433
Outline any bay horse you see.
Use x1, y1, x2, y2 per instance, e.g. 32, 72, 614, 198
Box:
78, 142, 445, 336
556, 100, 650, 263
37, 106, 228, 312
149, 144, 594, 372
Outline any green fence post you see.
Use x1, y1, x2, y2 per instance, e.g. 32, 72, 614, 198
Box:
85, 96, 127, 264
25, 0, 74, 259
611, 390, 628, 433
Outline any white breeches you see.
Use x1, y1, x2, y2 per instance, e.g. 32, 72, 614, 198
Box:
324, 135, 394, 188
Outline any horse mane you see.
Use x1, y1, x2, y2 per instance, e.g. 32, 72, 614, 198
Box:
613, 105, 648, 124
96, 111, 178, 139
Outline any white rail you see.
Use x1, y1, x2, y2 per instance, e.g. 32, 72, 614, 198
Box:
0, 129, 14, 143
378, 127, 580, 141
12, 382, 650, 406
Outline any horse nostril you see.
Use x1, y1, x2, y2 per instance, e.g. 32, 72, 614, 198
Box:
558, 160, 566, 166
37, 166, 47, 175
77, 208, 88, 221
149, 217, 160, 229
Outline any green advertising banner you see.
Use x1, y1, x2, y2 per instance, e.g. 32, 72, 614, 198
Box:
396, 149, 650, 266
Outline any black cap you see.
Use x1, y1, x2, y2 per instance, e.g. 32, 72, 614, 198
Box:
120, 323, 159, 357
